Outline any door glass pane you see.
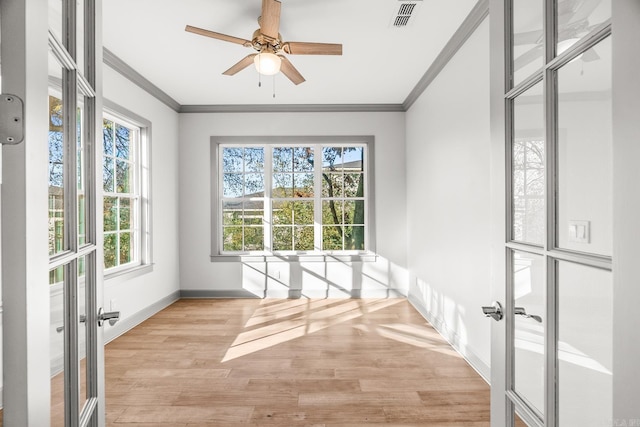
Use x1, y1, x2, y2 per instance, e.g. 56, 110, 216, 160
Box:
77, 97, 86, 246
513, 82, 545, 245
50, 265, 65, 427
78, 256, 88, 415
513, 0, 544, 86
557, 36, 611, 256
558, 261, 612, 426
76, 0, 85, 74
513, 251, 545, 417
49, 51, 66, 256
557, 0, 611, 55
49, 0, 63, 42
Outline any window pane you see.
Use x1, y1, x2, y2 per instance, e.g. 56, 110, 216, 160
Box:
322, 147, 342, 172
273, 226, 292, 251
345, 226, 365, 250
78, 195, 86, 246
294, 173, 314, 197
103, 157, 114, 192
557, 37, 611, 256
321, 173, 342, 198
49, 93, 65, 256
120, 197, 131, 230
513, 251, 545, 417
294, 226, 314, 251
294, 147, 314, 172
513, 0, 544, 86
293, 201, 313, 225
323, 200, 343, 225
244, 201, 264, 225
557, 0, 610, 55
223, 200, 243, 225
223, 147, 243, 172
344, 173, 364, 197
244, 173, 264, 196
558, 261, 612, 426
513, 82, 545, 245
103, 119, 114, 155
343, 147, 364, 171
104, 234, 117, 269
223, 227, 243, 251
103, 197, 117, 232
244, 227, 264, 251
244, 147, 264, 172
116, 160, 131, 193
344, 200, 365, 225
223, 173, 243, 198
119, 232, 132, 265
273, 147, 293, 172
115, 123, 130, 159
272, 173, 293, 198
323, 226, 343, 251
272, 201, 293, 225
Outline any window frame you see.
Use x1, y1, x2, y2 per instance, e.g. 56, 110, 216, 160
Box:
102, 99, 153, 278
211, 136, 376, 262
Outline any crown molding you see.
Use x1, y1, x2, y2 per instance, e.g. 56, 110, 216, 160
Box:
103, 47, 181, 112
402, 0, 489, 111
180, 103, 404, 113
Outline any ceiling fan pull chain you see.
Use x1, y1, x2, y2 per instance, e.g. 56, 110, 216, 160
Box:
273, 75, 276, 98
258, 55, 262, 87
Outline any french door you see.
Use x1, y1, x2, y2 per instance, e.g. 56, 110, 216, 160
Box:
1, 0, 107, 425
490, 0, 616, 426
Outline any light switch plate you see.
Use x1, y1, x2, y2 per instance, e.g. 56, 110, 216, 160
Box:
568, 220, 590, 243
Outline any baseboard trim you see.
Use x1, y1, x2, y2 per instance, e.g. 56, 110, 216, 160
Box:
408, 294, 491, 383
104, 290, 180, 343
180, 289, 261, 299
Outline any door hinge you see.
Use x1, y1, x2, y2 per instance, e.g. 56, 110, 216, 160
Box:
0, 94, 25, 145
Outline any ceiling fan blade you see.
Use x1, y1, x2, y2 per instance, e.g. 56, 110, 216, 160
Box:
260, 0, 281, 39
279, 57, 305, 85
514, 45, 543, 71
185, 25, 252, 47
223, 54, 258, 76
513, 30, 542, 46
283, 42, 342, 55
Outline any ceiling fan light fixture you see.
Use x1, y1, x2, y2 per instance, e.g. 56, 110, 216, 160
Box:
254, 51, 282, 76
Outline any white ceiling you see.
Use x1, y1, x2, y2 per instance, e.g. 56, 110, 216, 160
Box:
103, 0, 478, 106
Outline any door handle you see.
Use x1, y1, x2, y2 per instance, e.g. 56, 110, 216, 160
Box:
482, 301, 503, 321
98, 307, 121, 327
514, 307, 542, 323
56, 314, 87, 333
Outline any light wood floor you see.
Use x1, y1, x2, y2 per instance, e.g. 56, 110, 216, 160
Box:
105, 298, 491, 426
1, 298, 529, 426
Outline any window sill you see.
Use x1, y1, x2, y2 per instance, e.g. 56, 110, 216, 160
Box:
210, 253, 377, 263
105, 263, 154, 282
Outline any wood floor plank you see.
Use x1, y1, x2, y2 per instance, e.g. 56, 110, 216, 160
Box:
0, 298, 496, 426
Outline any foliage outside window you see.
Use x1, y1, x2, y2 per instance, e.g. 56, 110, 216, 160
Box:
103, 115, 140, 271
220, 143, 367, 254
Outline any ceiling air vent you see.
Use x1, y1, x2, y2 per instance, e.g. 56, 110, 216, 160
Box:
391, 0, 423, 28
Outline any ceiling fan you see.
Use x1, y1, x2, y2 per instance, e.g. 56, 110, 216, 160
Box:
514, 0, 601, 71
185, 0, 342, 85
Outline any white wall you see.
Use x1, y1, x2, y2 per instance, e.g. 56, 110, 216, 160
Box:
100, 66, 181, 333
405, 19, 492, 377
178, 112, 408, 298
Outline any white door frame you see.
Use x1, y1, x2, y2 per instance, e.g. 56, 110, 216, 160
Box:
1, 0, 105, 424
489, 0, 640, 425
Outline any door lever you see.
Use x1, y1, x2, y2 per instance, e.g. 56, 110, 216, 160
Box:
56, 314, 87, 333
514, 307, 542, 323
482, 301, 503, 321
98, 307, 121, 327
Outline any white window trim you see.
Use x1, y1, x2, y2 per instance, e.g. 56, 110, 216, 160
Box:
210, 136, 377, 262
103, 99, 153, 279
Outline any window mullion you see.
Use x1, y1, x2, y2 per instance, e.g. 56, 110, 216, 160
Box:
264, 146, 273, 253
314, 144, 322, 252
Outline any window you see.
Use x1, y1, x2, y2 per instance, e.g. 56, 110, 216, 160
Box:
102, 104, 151, 275
215, 137, 373, 258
